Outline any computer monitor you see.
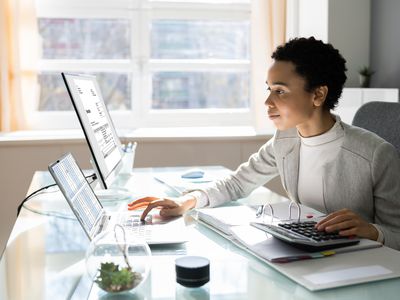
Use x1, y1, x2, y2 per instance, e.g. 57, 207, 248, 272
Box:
62, 73, 124, 190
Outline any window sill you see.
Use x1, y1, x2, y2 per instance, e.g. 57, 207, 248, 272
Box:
0, 126, 273, 145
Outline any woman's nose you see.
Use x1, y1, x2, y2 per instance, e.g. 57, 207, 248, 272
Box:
265, 94, 274, 107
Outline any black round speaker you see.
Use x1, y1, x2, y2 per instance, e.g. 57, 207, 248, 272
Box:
175, 256, 210, 288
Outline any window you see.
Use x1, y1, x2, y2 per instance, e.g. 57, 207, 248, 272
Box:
32, 0, 254, 130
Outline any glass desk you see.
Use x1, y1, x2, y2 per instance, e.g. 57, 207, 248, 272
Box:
1, 168, 400, 299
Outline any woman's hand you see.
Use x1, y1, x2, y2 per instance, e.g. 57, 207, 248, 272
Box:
127, 195, 197, 221
316, 208, 378, 241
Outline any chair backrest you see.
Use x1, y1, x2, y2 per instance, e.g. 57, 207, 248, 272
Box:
352, 101, 400, 154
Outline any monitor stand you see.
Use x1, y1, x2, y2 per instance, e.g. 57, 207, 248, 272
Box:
89, 158, 133, 201
91, 180, 132, 202
94, 188, 132, 201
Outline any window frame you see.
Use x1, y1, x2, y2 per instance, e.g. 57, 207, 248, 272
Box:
31, 0, 261, 131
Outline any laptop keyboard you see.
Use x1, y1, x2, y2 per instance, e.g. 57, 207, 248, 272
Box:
119, 214, 153, 240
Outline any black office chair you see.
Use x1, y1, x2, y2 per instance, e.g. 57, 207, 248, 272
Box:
352, 101, 400, 153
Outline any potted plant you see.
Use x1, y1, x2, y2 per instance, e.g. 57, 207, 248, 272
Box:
358, 66, 375, 88
86, 225, 151, 294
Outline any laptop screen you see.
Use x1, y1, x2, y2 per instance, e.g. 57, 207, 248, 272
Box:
49, 153, 103, 238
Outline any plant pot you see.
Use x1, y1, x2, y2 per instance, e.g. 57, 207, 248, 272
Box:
359, 75, 371, 88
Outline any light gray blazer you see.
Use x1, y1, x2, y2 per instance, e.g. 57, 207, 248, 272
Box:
204, 121, 400, 250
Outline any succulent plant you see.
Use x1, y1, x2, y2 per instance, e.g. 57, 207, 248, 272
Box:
95, 262, 142, 293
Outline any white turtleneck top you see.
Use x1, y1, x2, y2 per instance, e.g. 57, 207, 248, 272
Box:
297, 116, 383, 243
297, 117, 344, 212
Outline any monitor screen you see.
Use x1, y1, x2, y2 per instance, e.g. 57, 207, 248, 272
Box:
62, 73, 123, 189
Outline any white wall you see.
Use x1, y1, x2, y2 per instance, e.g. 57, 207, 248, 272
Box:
292, 0, 371, 87
328, 0, 371, 87
370, 0, 400, 89
298, 0, 329, 42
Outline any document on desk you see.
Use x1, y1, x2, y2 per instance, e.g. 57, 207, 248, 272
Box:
198, 205, 381, 263
229, 225, 381, 263
197, 205, 256, 238
292, 246, 400, 291
195, 204, 400, 291
196, 201, 325, 239
198, 204, 382, 257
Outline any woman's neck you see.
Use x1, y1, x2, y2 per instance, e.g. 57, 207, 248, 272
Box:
297, 111, 336, 138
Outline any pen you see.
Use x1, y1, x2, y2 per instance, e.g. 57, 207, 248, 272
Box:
123, 142, 137, 153
126, 142, 133, 152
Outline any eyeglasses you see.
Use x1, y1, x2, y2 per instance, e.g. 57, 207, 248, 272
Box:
255, 201, 302, 224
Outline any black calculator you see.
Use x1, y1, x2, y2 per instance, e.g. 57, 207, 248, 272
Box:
250, 220, 360, 251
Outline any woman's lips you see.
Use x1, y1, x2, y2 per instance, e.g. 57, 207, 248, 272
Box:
268, 114, 280, 120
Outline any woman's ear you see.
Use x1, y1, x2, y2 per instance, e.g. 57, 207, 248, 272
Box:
313, 86, 328, 107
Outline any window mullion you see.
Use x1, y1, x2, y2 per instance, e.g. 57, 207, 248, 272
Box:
149, 1, 251, 14
149, 59, 250, 72
137, 2, 152, 125
130, 9, 140, 126
38, 60, 132, 72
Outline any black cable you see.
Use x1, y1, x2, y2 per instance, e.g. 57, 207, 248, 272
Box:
17, 173, 97, 217
17, 183, 57, 216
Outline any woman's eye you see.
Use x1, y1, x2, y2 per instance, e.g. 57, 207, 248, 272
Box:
267, 87, 285, 95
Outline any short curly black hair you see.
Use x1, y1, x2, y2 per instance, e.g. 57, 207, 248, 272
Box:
271, 37, 347, 110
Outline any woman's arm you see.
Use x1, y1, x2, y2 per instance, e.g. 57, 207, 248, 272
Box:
370, 142, 400, 249
127, 135, 281, 219
317, 142, 400, 249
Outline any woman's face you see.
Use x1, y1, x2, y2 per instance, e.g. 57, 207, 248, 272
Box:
265, 60, 321, 132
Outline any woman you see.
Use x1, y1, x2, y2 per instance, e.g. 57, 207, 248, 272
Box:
129, 37, 400, 250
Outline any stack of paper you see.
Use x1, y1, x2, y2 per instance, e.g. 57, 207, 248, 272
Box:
230, 224, 381, 263
196, 205, 256, 237
196, 203, 381, 263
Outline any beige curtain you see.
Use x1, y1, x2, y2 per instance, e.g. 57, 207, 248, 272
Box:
264, 0, 287, 65
251, 0, 287, 131
267, 0, 287, 55
0, 0, 39, 131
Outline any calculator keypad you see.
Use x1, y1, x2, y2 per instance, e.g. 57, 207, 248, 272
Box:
278, 221, 344, 241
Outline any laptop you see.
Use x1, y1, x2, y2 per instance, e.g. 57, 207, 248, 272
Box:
48, 153, 187, 245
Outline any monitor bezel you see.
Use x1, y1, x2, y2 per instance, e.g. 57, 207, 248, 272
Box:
62, 72, 123, 190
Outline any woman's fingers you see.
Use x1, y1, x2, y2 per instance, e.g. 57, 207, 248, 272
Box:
127, 202, 151, 210
127, 196, 160, 207
316, 208, 348, 223
337, 227, 358, 237
324, 220, 357, 232
126, 195, 189, 221
160, 206, 183, 218
140, 199, 179, 221
317, 215, 353, 230
316, 209, 353, 229
315, 209, 378, 240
